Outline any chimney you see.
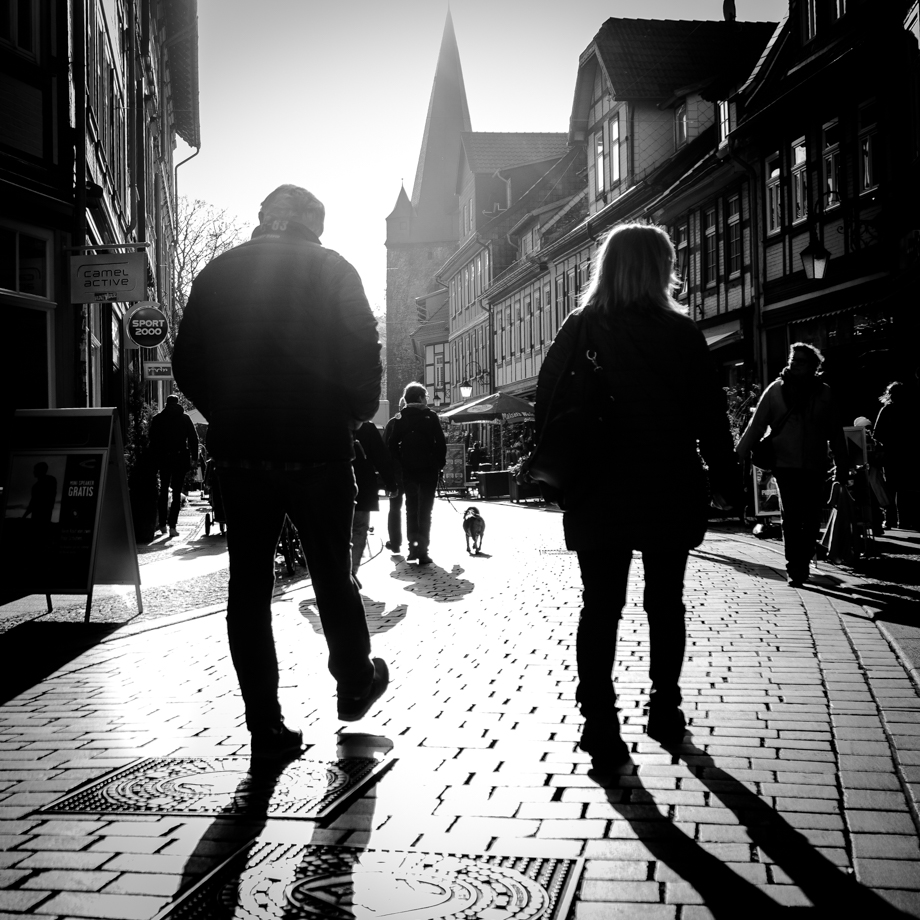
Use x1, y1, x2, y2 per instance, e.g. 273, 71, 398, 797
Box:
723, 0, 736, 23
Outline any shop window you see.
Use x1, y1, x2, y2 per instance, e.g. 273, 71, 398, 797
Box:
726, 196, 741, 277
0, 223, 49, 298
765, 154, 782, 235
791, 139, 808, 224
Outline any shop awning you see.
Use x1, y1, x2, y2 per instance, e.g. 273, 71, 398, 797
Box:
705, 329, 743, 349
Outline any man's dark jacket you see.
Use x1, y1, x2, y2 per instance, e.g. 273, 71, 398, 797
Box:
387, 404, 447, 476
172, 223, 381, 463
149, 402, 198, 470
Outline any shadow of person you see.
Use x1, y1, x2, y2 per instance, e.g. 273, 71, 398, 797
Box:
388, 561, 475, 602
299, 595, 408, 636
590, 738, 910, 917
692, 547, 787, 582
177, 752, 295, 900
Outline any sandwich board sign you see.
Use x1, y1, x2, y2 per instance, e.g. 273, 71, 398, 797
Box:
440, 442, 467, 491
0, 409, 142, 621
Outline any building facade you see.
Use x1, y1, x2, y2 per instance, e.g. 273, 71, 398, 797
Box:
1, 0, 200, 467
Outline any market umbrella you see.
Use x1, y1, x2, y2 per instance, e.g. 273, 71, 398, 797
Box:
439, 392, 534, 470
439, 392, 535, 423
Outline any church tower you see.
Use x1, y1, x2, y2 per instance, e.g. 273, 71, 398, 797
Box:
385, 10, 471, 412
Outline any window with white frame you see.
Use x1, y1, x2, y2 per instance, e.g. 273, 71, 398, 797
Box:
802, 0, 817, 42
0, 0, 38, 59
726, 195, 741, 277
718, 100, 730, 145
765, 154, 782, 235
595, 127, 606, 195
831, 0, 846, 21
0, 222, 50, 299
858, 100, 878, 193
703, 208, 717, 287
822, 120, 841, 208
610, 112, 621, 183
674, 223, 689, 298
791, 139, 808, 224
675, 103, 688, 147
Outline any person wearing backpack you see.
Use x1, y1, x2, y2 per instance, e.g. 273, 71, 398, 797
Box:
387, 382, 446, 565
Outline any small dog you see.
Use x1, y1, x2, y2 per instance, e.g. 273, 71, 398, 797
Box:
463, 506, 486, 555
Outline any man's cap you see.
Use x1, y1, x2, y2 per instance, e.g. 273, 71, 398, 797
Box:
259, 185, 325, 233
166, 394, 180, 405
853, 416, 872, 427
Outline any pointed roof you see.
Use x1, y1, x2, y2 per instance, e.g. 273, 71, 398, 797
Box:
386, 184, 413, 221
410, 10, 472, 240
588, 18, 777, 100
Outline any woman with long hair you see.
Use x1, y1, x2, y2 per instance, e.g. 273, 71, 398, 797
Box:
533, 223, 739, 771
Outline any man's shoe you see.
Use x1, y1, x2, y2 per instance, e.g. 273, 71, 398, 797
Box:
250, 722, 304, 760
337, 658, 389, 722
416, 553, 433, 565
406, 549, 419, 562
169, 527, 180, 537
647, 706, 686, 747
385, 541, 401, 553
579, 727, 630, 771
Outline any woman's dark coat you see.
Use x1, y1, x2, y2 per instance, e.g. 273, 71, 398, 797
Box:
535, 306, 738, 551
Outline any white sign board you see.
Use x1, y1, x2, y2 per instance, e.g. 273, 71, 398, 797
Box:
70, 252, 147, 303
144, 362, 174, 380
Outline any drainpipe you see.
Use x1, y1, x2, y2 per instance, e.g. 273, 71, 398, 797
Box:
173, 145, 200, 226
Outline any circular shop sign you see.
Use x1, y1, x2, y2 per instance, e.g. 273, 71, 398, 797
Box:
127, 305, 169, 347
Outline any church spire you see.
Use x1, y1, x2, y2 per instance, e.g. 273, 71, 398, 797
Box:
410, 9, 472, 241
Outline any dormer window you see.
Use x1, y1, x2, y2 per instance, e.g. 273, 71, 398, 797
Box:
595, 128, 607, 196
0, 0, 38, 60
610, 113, 621, 183
718, 100, 731, 145
676, 103, 688, 146
802, 0, 817, 42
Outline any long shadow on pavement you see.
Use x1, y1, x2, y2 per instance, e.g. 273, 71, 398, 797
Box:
0, 621, 122, 704
592, 739, 910, 917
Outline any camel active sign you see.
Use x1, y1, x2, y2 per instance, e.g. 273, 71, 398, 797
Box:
70, 252, 146, 303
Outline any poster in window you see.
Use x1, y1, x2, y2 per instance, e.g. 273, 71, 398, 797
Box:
752, 467, 782, 517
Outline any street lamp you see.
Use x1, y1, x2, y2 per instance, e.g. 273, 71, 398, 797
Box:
432, 392, 442, 408
800, 231, 831, 281
459, 361, 484, 400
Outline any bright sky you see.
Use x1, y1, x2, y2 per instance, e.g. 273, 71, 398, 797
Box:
176, 0, 788, 314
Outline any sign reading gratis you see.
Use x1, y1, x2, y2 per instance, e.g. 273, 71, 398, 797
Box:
126, 304, 169, 348
70, 252, 146, 303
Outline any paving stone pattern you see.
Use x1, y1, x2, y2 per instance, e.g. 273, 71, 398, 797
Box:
0, 500, 919, 918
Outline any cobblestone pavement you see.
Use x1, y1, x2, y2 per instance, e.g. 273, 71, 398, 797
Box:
0, 498, 919, 918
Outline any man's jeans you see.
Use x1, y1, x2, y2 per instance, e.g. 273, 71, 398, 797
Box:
387, 490, 404, 548
403, 471, 438, 555
774, 468, 825, 580
575, 546, 689, 718
218, 463, 374, 731
158, 464, 186, 530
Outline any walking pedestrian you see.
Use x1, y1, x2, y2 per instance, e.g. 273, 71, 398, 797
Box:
386, 382, 446, 565
383, 398, 406, 553
352, 421, 398, 585
874, 381, 919, 529
172, 184, 388, 759
148, 394, 198, 537
737, 342, 849, 586
534, 222, 740, 771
